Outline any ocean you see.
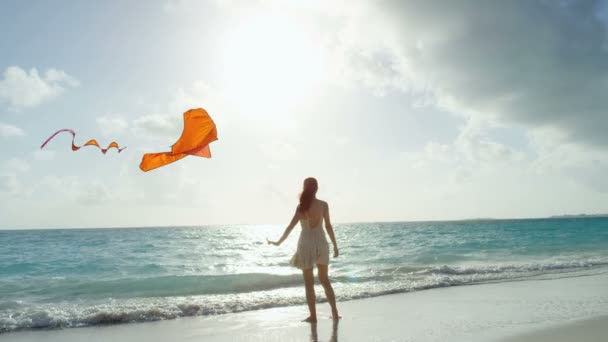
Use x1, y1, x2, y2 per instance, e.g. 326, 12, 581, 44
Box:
1, 218, 607, 333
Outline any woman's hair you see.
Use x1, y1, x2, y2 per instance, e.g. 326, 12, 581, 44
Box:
298, 177, 318, 214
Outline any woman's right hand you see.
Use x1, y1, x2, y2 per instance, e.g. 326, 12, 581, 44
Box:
267, 238, 279, 246
333, 247, 339, 258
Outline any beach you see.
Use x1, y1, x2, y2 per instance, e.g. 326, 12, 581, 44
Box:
501, 316, 608, 342
4, 270, 608, 342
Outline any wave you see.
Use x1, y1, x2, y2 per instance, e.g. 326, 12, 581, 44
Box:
3, 267, 606, 333
0, 294, 309, 333
421, 257, 608, 276
2, 258, 608, 333
2, 273, 306, 300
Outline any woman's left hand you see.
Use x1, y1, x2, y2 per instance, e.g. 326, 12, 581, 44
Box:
266, 238, 279, 246
333, 247, 339, 258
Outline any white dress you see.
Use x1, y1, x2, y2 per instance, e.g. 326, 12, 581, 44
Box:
289, 216, 330, 270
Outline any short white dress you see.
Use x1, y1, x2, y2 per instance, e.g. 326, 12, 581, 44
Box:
289, 216, 330, 270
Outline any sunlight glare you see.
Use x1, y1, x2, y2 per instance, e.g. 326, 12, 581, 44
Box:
219, 12, 329, 117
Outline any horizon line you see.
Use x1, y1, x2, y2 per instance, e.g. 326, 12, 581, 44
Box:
1, 213, 607, 231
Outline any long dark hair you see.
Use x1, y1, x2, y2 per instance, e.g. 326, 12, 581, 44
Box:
298, 177, 318, 214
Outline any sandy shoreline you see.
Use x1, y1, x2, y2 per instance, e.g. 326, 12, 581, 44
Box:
500, 315, 608, 342
3, 272, 608, 342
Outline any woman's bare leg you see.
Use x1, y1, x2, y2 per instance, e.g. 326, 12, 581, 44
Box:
317, 264, 340, 319
302, 267, 317, 322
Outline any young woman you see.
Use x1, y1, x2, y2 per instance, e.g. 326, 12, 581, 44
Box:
267, 177, 340, 322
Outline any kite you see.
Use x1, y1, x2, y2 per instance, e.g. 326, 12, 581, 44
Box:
40, 129, 126, 154
139, 108, 218, 172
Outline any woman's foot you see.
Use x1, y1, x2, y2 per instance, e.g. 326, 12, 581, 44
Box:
302, 316, 317, 323
330, 311, 341, 320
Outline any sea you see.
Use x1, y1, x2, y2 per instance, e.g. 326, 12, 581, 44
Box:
1, 217, 607, 333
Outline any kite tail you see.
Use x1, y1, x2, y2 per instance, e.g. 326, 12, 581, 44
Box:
41, 129, 126, 154
41, 129, 76, 149
100, 142, 127, 154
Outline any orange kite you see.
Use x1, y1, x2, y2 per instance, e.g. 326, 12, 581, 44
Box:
139, 108, 218, 172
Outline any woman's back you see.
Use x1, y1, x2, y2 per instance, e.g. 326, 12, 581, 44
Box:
292, 198, 330, 269
300, 199, 326, 229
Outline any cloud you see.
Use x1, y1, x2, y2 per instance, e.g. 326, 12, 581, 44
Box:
406, 123, 524, 168
133, 113, 181, 138
41, 176, 112, 205
323, 1, 608, 147
335, 136, 351, 146
0, 122, 24, 137
0, 66, 79, 109
5, 158, 30, 172
169, 81, 218, 114
76, 181, 112, 205
259, 140, 297, 161
162, 0, 194, 12
132, 80, 226, 140
454, 122, 526, 163
397, 118, 528, 202
96, 115, 129, 138
33, 149, 56, 161
529, 135, 608, 193
0, 173, 20, 194
262, 183, 291, 203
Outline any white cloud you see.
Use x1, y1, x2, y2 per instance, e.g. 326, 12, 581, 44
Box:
33, 149, 56, 161
405, 121, 525, 169
328, 1, 608, 147
334, 136, 351, 146
454, 123, 526, 164
529, 136, 608, 193
96, 115, 129, 138
132, 80, 228, 140
0, 66, 79, 109
133, 113, 181, 138
237, 1, 603, 150
169, 81, 217, 114
5, 158, 30, 172
0, 122, 24, 137
259, 140, 297, 161
0, 173, 20, 194
41, 176, 112, 205
162, 0, 187, 12
77, 181, 112, 205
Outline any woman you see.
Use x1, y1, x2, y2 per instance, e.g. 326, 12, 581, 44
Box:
267, 177, 340, 322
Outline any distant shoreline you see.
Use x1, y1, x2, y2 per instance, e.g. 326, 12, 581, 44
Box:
547, 214, 608, 219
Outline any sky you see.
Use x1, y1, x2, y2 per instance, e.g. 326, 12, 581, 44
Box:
1, 0, 607, 229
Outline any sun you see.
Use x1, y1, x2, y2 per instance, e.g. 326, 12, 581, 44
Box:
218, 12, 329, 115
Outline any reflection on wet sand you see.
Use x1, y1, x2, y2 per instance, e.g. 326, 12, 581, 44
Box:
310, 320, 339, 342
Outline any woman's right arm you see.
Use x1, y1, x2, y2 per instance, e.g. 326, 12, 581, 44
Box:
324, 202, 339, 257
267, 208, 300, 246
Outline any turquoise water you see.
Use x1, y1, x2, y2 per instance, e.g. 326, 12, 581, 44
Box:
1, 218, 608, 332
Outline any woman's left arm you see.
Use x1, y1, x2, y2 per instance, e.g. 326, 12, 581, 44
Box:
267, 208, 300, 246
